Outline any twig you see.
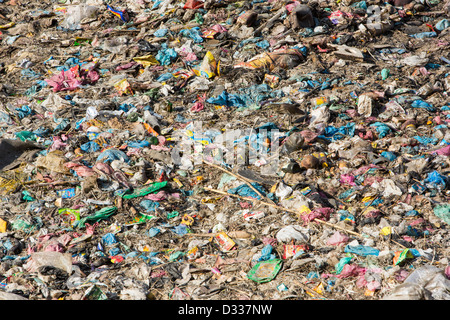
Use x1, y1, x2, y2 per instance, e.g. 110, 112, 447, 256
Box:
202, 160, 276, 205
204, 187, 365, 238
23, 180, 79, 187
253, 8, 286, 36
185, 232, 219, 237
293, 280, 327, 300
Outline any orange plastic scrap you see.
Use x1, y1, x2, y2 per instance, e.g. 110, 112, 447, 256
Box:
234, 52, 274, 70
142, 122, 159, 136
214, 232, 235, 251
234, 48, 305, 71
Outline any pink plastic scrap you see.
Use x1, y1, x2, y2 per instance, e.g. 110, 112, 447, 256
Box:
210, 24, 228, 33
84, 69, 100, 83
285, 1, 301, 12
340, 174, 356, 186
301, 207, 334, 224
431, 144, 450, 156
65, 162, 96, 177
300, 130, 318, 143
49, 136, 68, 152
145, 190, 169, 201
190, 100, 204, 112
45, 70, 81, 92
337, 264, 365, 279
190, 93, 206, 112
326, 231, 349, 246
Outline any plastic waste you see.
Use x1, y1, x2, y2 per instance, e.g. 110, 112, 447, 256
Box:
384, 266, 450, 300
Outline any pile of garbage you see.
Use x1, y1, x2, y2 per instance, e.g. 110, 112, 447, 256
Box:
0, 0, 449, 300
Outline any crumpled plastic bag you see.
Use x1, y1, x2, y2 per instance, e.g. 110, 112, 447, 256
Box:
74, 206, 117, 229
357, 94, 373, 117
206, 90, 245, 108
344, 244, 380, 256
276, 225, 310, 243
121, 181, 168, 199
383, 265, 450, 300
379, 179, 403, 197
327, 231, 349, 246
35, 151, 71, 174
309, 105, 330, 129
179, 27, 204, 43
24, 251, 72, 274
424, 171, 448, 191
433, 204, 450, 225
227, 182, 267, 200
301, 207, 334, 224
60, 4, 98, 31
193, 51, 218, 78
96, 149, 130, 163
156, 43, 178, 66
133, 54, 159, 68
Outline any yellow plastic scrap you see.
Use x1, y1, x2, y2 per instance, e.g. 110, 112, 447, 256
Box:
173, 178, 183, 188
181, 214, 195, 226
114, 78, 133, 96
193, 51, 218, 79
299, 205, 311, 215
380, 226, 392, 236
0, 218, 7, 233
365, 289, 375, 296
313, 282, 325, 295
0, 177, 20, 195
133, 55, 159, 68
0, 22, 15, 29
361, 196, 375, 203
362, 206, 378, 216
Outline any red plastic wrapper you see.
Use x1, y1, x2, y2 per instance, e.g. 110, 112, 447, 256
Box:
183, 0, 204, 9
282, 244, 310, 259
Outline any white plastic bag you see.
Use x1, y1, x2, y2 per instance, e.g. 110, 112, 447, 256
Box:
276, 225, 310, 243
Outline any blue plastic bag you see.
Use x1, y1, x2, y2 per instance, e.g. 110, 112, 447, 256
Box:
436, 19, 450, 31
155, 43, 178, 66
206, 90, 246, 107
154, 28, 169, 37
424, 171, 447, 190
15, 105, 34, 119
370, 122, 392, 138
344, 245, 380, 256
147, 227, 161, 237
179, 27, 204, 43
381, 151, 397, 161
102, 233, 118, 245
139, 199, 160, 212
411, 100, 435, 112
126, 140, 151, 148
258, 244, 276, 261
410, 32, 437, 39
321, 122, 355, 141
227, 182, 267, 200
80, 141, 100, 153
96, 149, 130, 163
